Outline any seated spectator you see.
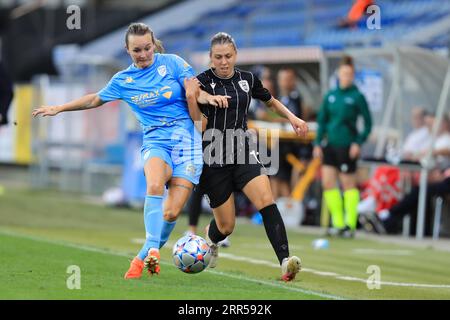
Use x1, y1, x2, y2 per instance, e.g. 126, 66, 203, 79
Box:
359, 113, 450, 218
402, 113, 450, 182
402, 107, 432, 162
429, 114, 450, 171
416, 113, 450, 182
358, 108, 430, 217
361, 167, 450, 235
361, 112, 450, 235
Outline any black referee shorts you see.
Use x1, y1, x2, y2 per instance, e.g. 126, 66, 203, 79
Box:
322, 145, 357, 174
199, 163, 264, 208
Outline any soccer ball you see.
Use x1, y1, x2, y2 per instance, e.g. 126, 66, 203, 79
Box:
172, 235, 211, 274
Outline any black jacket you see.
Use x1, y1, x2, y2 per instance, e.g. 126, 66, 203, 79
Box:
0, 62, 13, 125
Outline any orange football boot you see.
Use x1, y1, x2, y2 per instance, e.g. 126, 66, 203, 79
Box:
124, 257, 144, 279
144, 248, 161, 275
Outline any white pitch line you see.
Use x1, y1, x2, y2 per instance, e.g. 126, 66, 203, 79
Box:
218, 253, 450, 289
352, 249, 413, 256
335, 276, 450, 289
131, 238, 145, 244
0, 230, 343, 300
205, 269, 345, 300
151, 239, 450, 289
309, 271, 340, 277
5, 230, 450, 290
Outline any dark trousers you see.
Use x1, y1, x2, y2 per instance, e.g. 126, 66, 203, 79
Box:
386, 177, 450, 234
188, 187, 203, 227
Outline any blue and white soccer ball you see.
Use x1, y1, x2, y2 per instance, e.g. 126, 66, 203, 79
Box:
172, 235, 211, 274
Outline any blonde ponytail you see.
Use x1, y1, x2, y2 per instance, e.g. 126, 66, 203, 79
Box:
154, 38, 165, 53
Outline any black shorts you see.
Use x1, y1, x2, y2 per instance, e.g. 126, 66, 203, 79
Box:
199, 163, 264, 208
322, 145, 357, 173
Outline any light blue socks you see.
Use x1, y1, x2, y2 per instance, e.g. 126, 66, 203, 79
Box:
138, 195, 163, 260
159, 220, 177, 249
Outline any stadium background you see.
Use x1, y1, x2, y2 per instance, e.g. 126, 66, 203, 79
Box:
1, 0, 450, 300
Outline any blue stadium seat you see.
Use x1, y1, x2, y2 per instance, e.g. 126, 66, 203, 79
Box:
158, 0, 449, 54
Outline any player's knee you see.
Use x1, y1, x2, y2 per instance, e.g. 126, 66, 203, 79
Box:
218, 223, 234, 236
146, 183, 164, 196
256, 193, 275, 209
163, 207, 181, 222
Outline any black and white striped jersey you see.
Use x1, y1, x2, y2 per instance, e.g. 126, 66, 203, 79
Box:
197, 68, 272, 167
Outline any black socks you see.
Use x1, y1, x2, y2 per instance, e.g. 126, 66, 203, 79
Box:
208, 218, 228, 244
260, 204, 290, 265
207, 203, 290, 265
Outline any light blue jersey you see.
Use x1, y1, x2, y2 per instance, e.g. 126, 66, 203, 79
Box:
98, 53, 194, 129
98, 53, 202, 184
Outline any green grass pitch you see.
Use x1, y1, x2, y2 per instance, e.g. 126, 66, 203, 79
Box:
1, 188, 450, 299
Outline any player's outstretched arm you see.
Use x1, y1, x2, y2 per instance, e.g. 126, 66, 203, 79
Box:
265, 97, 308, 137
32, 93, 104, 117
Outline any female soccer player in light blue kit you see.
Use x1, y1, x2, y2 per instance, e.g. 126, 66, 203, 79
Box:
32, 23, 229, 279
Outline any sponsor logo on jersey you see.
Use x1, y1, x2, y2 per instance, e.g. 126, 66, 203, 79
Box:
131, 85, 173, 106
125, 77, 134, 83
157, 65, 167, 77
238, 80, 249, 92
160, 86, 173, 99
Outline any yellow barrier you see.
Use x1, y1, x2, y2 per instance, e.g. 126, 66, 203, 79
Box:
14, 85, 33, 164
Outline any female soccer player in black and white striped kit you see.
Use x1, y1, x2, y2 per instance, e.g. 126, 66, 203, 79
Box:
189, 32, 308, 281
